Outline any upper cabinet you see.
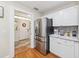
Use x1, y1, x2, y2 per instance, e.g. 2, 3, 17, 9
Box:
46, 5, 78, 26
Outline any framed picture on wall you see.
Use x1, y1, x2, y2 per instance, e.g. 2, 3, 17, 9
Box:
0, 6, 4, 18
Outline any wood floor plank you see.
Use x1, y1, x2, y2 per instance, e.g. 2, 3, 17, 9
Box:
15, 46, 59, 58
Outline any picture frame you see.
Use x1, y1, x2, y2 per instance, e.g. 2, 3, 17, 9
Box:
0, 6, 4, 18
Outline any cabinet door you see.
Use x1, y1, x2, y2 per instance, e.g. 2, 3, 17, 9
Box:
50, 36, 54, 52
61, 6, 78, 26
50, 37, 57, 53
74, 42, 79, 58
53, 6, 78, 26
57, 39, 74, 58
50, 37, 61, 56
53, 11, 63, 26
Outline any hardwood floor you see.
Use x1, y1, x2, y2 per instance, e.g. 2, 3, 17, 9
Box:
15, 39, 30, 48
15, 46, 59, 58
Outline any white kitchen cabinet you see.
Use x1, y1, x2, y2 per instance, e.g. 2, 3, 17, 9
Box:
61, 6, 78, 26
50, 37, 59, 55
57, 39, 74, 58
53, 12, 61, 26
74, 42, 79, 58
50, 36, 75, 58
52, 6, 78, 26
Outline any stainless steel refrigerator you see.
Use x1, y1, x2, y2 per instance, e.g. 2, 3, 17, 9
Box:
35, 17, 54, 55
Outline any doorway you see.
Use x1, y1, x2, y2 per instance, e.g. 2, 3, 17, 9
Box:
14, 10, 31, 55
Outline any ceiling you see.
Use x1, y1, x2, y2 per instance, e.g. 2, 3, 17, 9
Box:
15, 1, 78, 15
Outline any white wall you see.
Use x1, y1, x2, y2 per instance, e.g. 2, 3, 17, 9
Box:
0, 2, 10, 57
8, 2, 41, 49
15, 19, 31, 41
0, 1, 41, 58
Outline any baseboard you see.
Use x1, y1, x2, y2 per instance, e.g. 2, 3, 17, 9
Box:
50, 52, 60, 58
5, 55, 14, 58
5, 55, 10, 58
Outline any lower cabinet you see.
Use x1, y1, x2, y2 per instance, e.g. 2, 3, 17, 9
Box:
74, 42, 79, 58
57, 40, 74, 58
50, 36, 75, 58
50, 37, 58, 54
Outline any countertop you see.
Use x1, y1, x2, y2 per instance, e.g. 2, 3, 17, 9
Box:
49, 34, 79, 42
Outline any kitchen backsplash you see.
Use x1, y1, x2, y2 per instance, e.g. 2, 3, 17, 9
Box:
54, 26, 78, 37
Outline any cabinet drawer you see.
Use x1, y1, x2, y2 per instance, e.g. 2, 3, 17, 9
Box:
57, 38, 74, 46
